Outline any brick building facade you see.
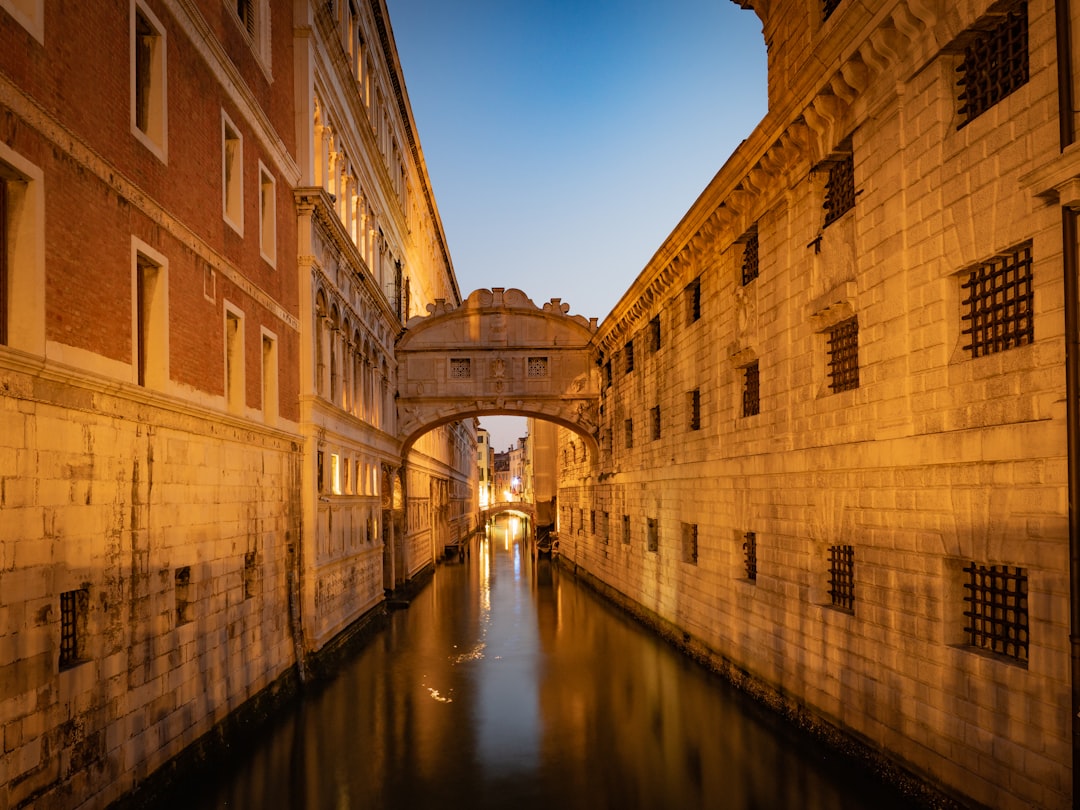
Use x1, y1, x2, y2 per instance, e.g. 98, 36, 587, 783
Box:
558, 1, 1077, 807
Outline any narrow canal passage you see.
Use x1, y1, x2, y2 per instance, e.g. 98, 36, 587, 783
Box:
188, 516, 918, 810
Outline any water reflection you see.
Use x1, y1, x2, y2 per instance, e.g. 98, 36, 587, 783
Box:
186, 517, 915, 810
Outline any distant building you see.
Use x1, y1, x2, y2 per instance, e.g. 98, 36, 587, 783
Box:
476, 426, 494, 508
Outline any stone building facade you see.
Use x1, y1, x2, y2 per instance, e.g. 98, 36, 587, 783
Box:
0, 1, 473, 808
558, 1, 1076, 807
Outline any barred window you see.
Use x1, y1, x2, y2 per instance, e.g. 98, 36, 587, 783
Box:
527, 356, 548, 377
828, 544, 854, 612
742, 361, 760, 416
823, 0, 842, 21
963, 563, 1028, 663
741, 230, 759, 286
175, 566, 193, 626
743, 532, 757, 582
823, 154, 855, 227
686, 277, 701, 324
59, 589, 88, 669
647, 518, 659, 553
650, 405, 661, 441
243, 551, 258, 600
827, 317, 859, 393
957, 4, 1028, 128
622, 514, 631, 544
688, 388, 701, 431
449, 358, 471, 379
960, 243, 1033, 358
649, 315, 661, 353
624, 340, 635, 373
682, 523, 698, 565
590, 510, 596, 535
625, 418, 633, 449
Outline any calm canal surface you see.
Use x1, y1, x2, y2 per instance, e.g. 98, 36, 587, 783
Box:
188, 516, 918, 810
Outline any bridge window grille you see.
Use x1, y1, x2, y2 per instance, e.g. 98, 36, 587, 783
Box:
682, 523, 698, 565
624, 340, 635, 373
650, 406, 661, 441
624, 418, 633, 449
527, 356, 548, 377
828, 544, 855, 612
688, 388, 701, 431
742, 361, 760, 416
59, 589, 87, 669
622, 515, 631, 544
743, 532, 757, 582
649, 316, 661, 353
823, 0, 842, 21
963, 563, 1028, 663
741, 230, 759, 286
686, 277, 702, 325
823, 154, 855, 227
647, 518, 659, 553
827, 317, 859, 393
449, 358, 471, 379
956, 4, 1028, 129
175, 566, 193, 625
960, 243, 1033, 358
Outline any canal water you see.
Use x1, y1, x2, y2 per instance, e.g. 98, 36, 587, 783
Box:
187, 516, 919, 810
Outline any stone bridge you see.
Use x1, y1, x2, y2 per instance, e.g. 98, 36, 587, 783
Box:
396, 288, 600, 454
481, 500, 536, 520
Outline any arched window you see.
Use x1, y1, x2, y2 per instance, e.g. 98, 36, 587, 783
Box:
315, 290, 328, 396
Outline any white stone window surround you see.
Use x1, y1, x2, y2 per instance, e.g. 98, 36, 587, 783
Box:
222, 110, 244, 235
223, 299, 245, 414
224, 0, 272, 78
2, 0, 44, 44
258, 160, 276, 266
130, 0, 168, 163
130, 237, 169, 389
0, 142, 45, 356
807, 281, 859, 398
260, 325, 278, 424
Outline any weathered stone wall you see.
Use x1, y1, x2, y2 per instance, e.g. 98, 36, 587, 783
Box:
559, 1, 1072, 807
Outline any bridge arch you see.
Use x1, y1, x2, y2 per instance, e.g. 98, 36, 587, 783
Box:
396, 288, 601, 455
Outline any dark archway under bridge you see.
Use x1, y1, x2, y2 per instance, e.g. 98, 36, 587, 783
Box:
395, 288, 601, 456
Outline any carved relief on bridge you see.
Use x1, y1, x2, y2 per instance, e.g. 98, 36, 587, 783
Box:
396, 288, 600, 450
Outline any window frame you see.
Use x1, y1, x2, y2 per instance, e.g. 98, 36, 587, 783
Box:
222, 110, 244, 235
131, 0, 168, 162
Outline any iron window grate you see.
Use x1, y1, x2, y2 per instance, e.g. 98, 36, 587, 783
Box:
960, 243, 1033, 357
957, 4, 1028, 128
689, 388, 701, 431
682, 523, 698, 565
824, 155, 855, 226
963, 563, 1028, 662
742, 361, 760, 416
827, 317, 859, 392
828, 544, 854, 611
743, 531, 757, 581
527, 356, 548, 377
741, 231, 759, 286
60, 590, 78, 668
625, 340, 635, 373
823, 0, 843, 21
649, 316, 661, 353
650, 405, 661, 441
449, 358, 471, 379
686, 278, 702, 324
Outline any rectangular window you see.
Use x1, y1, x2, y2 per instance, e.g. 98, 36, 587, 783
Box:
604, 360, 612, 388
624, 340, 635, 373
235, 0, 256, 37
259, 163, 276, 265
317, 450, 325, 493
648, 315, 661, 353
686, 277, 701, 324
741, 230, 759, 286
134, 243, 168, 389
827, 317, 859, 393
261, 330, 278, 424
59, 588, 88, 669
743, 531, 757, 581
578, 508, 584, 535
957, 3, 1028, 128
590, 510, 596, 535
682, 523, 698, 565
823, 153, 855, 227
243, 551, 258, 599
222, 112, 243, 233
688, 389, 701, 431
647, 518, 659, 553
742, 361, 760, 416
175, 566, 193, 625
960, 242, 1033, 358
650, 405, 661, 441
0, 180, 6, 345
527, 356, 548, 377
828, 544, 855, 612
449, 358, 471, 379
624, 418, 633, 449
622, 515, 631, 545
132, 1, 167, 159
225, 306, 244, 413
823, 0, 842, 21
963, 563, 1028, 663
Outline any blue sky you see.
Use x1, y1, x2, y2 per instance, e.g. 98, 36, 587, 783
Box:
385, 0, 767, 450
